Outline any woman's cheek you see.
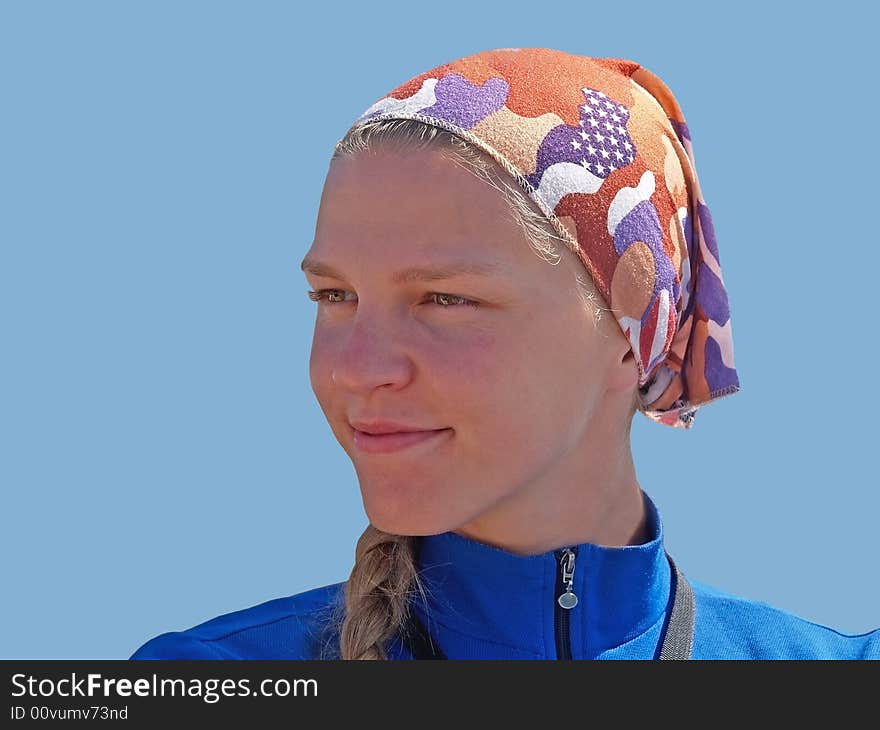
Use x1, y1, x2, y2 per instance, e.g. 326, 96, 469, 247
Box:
427, 329, 499, 381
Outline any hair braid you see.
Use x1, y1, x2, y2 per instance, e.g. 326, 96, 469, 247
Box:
338, 525, 422, 660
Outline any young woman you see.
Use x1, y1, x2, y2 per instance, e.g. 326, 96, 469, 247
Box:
131, 48, 879, 660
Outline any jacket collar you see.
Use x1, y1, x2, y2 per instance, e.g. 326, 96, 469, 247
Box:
405, 489, 672, 659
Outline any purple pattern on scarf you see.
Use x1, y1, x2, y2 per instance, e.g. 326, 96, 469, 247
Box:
670, 119, 691, 143
697, 202, 719, 261
614, 200, 679, 322
695, 261, 730, 325
525, 88, 636, 189
420, 74, 509, 130
704, 335, 739, 394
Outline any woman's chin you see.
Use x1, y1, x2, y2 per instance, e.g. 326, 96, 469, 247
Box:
364, 503, 455, 537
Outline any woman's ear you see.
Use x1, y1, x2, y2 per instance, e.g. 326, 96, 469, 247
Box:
606, 341, 641, 397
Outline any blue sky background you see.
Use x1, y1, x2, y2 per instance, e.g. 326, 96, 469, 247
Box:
2, 1, 877, 659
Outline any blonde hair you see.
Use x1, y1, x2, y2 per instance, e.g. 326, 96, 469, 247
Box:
320, 117, 640, 660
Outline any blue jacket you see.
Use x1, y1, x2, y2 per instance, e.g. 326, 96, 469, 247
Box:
130, 491, 880, 660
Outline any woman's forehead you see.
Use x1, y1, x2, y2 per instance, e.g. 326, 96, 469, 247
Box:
321, 149, 511, 220
313, 172, 537, 269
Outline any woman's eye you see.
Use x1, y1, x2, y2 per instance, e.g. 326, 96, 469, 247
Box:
307, 288, 353, 304
428, 292, 479, 308
306, 289, 479, 309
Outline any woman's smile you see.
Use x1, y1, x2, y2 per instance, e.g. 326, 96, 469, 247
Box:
351, 425, 453, 455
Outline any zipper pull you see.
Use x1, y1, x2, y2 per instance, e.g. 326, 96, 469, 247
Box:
557, 548, 578, 609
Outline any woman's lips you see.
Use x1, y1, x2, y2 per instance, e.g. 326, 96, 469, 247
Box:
351, 426, 452, 454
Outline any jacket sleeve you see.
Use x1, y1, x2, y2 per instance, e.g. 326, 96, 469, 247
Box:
129, 632, 226, 660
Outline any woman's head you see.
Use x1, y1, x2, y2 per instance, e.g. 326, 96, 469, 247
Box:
308, 48, 741, 658
305, 121, 641, 542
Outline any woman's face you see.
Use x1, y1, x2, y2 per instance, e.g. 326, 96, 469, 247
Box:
304, 146, 637, 538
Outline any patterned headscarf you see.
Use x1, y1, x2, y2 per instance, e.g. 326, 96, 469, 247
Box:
342, 47, 740, 429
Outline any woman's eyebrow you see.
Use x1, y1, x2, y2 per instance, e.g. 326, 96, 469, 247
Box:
300, 257, 504, 283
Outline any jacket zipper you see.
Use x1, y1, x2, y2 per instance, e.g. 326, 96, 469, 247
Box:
554, 547, 578, 659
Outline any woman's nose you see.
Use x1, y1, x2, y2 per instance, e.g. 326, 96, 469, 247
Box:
328, 314, 412, 392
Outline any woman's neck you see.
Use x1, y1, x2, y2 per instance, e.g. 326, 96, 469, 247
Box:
452, 470, 649, 556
